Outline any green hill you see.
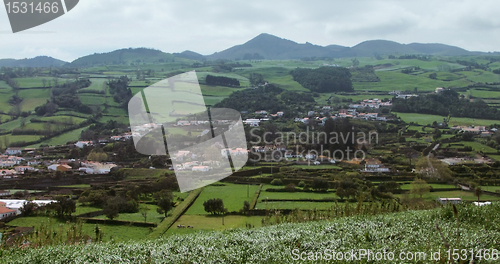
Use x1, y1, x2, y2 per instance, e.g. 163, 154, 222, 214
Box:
207, 33, 335, 60
0, 56, 67, 67
349, 40, 418, 57
69, 48, 176, 67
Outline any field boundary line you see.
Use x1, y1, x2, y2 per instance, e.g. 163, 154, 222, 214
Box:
148, 187, 203, 238
249, 184, 263, 210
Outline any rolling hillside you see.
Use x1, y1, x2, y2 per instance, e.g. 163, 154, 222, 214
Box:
0, 56, 67, 67
206, 33, 335, 60
69, 48, 177, 67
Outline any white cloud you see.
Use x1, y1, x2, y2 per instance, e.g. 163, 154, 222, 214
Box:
0, 0, 499, 61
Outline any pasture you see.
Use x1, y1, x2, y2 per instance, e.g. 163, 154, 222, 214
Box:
167, 215, 263, 235
185, 183, 259, 215
394, 112, 500, 126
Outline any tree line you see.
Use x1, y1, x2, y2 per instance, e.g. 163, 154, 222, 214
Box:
290, 66, 353, 93
205, 75, 240, 87
108, 76, 132, 109
392, 90, 500, 120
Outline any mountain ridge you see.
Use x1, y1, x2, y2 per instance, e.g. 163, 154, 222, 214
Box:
0, 34, 494, 67
0, 56, 67, 67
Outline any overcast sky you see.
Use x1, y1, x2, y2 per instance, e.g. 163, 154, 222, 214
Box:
1, 0, 499, 62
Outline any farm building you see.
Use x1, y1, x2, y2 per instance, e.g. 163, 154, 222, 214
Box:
4, 148, 22, 155
363, 159, 390, 173
0, 206, 16, 220
48, 164, 72, 172
436, 198, 462, 205
192, 166, 210, 172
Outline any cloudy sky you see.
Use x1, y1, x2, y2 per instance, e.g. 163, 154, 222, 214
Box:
1, 0, 499, 62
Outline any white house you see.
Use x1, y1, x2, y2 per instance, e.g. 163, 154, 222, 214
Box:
78, 167, 95, 174
0, 206, 17, 220
473, 201, 491, 206
5, 148, 22, 155
251, 146, 265, 153
75, 141, 92, 149
14, 166, 35, 174
304, 154, 317, 160
364, 159, 390, 173
192, 166, 210, 172
244, 119, 261, 127
0, 161, 16, 168
437, 198, 462, 205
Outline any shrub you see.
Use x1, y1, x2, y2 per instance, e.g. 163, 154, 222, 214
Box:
297, 181, 305, 188
270, 179, 283, 186
284, 183, 296, 192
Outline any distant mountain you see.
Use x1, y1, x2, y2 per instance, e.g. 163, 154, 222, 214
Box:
69, 48, 176, 67
0, 56, 67, 67
206, 33, 335, 60
325, 44, 349, 52
406, 43, 472, 56
174, 50, 205, 61
349, 40, 418, 57
204, 34, 483, 60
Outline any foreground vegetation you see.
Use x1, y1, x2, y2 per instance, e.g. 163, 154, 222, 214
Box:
1, 203, 499, 263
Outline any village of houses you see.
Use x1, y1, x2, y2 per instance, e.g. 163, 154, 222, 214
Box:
0, 133, 129, 221
1, 87, 499, 221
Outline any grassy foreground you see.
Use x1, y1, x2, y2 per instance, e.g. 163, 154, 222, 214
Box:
1, 203, 500, 263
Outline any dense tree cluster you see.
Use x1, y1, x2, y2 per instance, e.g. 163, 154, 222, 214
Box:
280, 91, 315, 104
249, 73, 265, 85
455, 60, 488, 70
215, 84, 287, 113
350, 65, 380, 82
35, 79, 93, 116
203, 198, 226, 215
392, 90, 500, 120
205, 75, 240, 87
398, 55, 431, 61
242, 53, 264, 60
108, 76, 132, 109
290, 66, 353, 93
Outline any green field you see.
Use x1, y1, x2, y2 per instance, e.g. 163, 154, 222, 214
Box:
38, 115, 87, 125
167, 215, 263, 235
185, 183, 259, 215
447, 141, 498, 153
354, 70, 471, 92
78, 94, 106, 105
255, 201, 337, 210
481, 186, 500, 192
238, 67, 309, 91
259, 190, 336, 200
399, 183, 457, 190
467, 88, 500, 99
79, 78, 107, 93
74, 205, 102, 215
27, 126, 89, 148
17, 88, 51, 112
3, 135, 43, 146
94, 203, 165, 223
395, 112, 500, 126
7, 216, 151, 242
57, 184, 92, 188
396, 190, 500, 201
15, 77, 64, 88
103, 106, 127, 116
